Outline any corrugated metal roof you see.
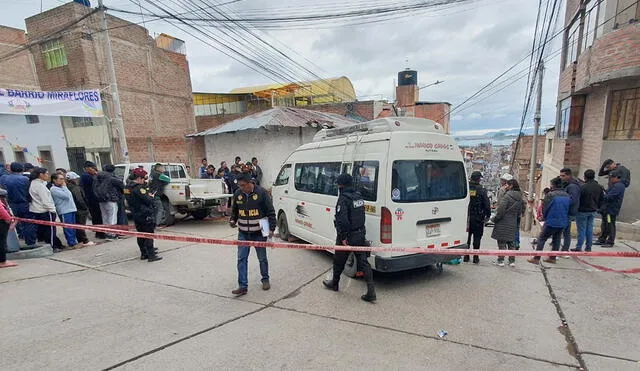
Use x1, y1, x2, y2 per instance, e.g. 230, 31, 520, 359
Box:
188, 107, 357, 137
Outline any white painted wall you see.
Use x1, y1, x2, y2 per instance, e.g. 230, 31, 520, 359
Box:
204, 126, 319, 187
0, 113, 69, 170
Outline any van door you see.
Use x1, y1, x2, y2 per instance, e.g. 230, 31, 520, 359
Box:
272, 164, 293, 235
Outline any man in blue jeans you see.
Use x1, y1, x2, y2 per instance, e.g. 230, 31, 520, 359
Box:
229, 173, 277, 296
559, 168, 581, 257
529, 177, 571, 264
572, 170, 603, 252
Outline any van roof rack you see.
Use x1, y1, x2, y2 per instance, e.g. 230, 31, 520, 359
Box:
312, 117, 444, 142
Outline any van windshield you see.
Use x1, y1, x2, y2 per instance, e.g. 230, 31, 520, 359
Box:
391, 160, 467, 202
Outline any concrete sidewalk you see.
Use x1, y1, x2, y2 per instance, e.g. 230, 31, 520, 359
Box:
1, 220, 638, 370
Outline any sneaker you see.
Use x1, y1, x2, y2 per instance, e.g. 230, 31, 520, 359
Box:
543, 258, 557, 264
593, 240, 605, 245
83, 241, 97, 246
527, 258, 540, 265
147, 255, 163, 262
232, 287, 247, 296
322, 280, 339, 291
509, 262, 516, 268
262, 280, 271, 291
601, 243, 614, 248
493, 260, 505, 267
570, 248, 582, 252
562, 255, 571, 259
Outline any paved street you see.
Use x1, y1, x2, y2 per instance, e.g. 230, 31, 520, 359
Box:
1, 219, 639, 370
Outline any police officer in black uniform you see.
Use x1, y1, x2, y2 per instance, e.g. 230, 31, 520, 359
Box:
229, 172, 276, 296
464, 171, 491, 264
125, 168, 162, 262
322, 173, 376, 302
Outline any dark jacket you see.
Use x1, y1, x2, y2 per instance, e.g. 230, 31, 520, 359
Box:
467, 181, 491, 226
491, 189, 524, 242
94, 171, 124, 203
542, 189, 571, 228
603, 181, 625, 216
563, 177, 582, 216
334, 186, 366, 244
125, 181, 155, 223
0, 173, 30, 205
67, 182, 89, 213
578, 179, 604, 213
230, 185, 276, 233
254, 165, 263, 186
80, 172, 98, 204
599, 162, 631, 188
149, 169, 170, 196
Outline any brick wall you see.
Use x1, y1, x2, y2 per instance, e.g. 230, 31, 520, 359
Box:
414, 103, 451, 133
575, 24, 640, 91
24, 2, 195, 166
0, 26, 39, 90
579, 87, 606, 174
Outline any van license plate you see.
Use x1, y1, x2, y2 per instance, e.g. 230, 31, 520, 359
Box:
425, 224, 441, 237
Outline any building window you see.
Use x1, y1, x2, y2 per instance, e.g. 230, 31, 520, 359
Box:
614, 0, 640, 28
274, 164, 291, 186
547, 138, 553, 154
558, 96, 585, 138
352, 161, 379, 202
564, 20, 580, 70
582, 1, 600, 52
39, 149, 54, 172
71, 117, 94, 127
606, 88, 640, 140
42, 39, 68, 70
25, 115, 39, 124
14, 151, 26, 164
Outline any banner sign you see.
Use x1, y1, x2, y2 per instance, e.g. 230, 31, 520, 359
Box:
0, 87, 104, 117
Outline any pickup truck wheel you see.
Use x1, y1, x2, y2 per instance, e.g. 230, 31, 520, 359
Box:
191, 209, 209, 220
162, 199, 176, 226
277, 212, 290, 241
342, 252, 358, 278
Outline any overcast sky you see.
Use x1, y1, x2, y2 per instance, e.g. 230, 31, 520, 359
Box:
3, 0, 563, 135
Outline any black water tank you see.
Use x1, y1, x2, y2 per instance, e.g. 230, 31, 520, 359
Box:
398, 69, 417, 86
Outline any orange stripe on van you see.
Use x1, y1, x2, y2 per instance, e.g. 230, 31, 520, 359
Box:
441, 242, 449, 247
454, 240, 461, 245
325, 208, 331, 212
427, 244, 435, 249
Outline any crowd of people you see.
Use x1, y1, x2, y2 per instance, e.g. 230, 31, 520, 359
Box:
196, 156, 263, 189
0, 161, 135, 255
466, 158, 631, 266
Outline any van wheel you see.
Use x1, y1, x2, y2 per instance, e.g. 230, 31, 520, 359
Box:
191, 209, 209, 220
342, 252, 357, 278
162, 198, 176, 226
277, 212, 290, 240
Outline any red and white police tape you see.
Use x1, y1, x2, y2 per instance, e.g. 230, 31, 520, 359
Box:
14, 217, 640, 263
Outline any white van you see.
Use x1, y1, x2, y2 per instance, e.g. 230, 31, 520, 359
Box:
271, 117, 469, 275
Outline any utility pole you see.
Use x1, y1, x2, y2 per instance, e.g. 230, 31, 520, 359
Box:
524, 61, 544, 232
98, 0, 129, 163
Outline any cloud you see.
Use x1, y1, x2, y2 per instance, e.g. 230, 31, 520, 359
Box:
3, 0, 564, 135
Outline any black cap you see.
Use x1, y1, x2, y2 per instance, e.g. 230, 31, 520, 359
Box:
471, 171, 483, 180
103, 164, 115, 173
610, 170, 621, 178
336, 173, 353, 186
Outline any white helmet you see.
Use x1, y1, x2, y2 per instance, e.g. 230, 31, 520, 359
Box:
500, 173, 514, 181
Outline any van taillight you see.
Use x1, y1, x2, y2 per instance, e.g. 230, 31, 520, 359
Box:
380, 207, 392, 244
185, 185, 191, 199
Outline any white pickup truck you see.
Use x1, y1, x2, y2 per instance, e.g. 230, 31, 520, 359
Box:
114, 162, 231, 224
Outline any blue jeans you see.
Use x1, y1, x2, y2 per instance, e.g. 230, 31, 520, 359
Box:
561, 216, 576, 251
534, 225, 564, 260
9, 202, 29, 239
60, 213, 78, 247
237, 231, 269, 289
575, 211, 596, 251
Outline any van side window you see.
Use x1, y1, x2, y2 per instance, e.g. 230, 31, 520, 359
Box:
352, 161, 379, 202
274, 164, 291, 186
294, 162, 341, 196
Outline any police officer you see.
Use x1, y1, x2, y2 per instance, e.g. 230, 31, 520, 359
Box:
125, 168, 162, 262
464, 171, 491, 264
229, 172, 276, 296
322, 173, 376, 302
149, 163, 171, 225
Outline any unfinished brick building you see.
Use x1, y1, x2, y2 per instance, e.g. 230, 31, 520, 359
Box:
22, 1, 196, 170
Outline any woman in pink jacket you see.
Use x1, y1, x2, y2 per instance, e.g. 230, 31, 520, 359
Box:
0, 188, 18, 268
